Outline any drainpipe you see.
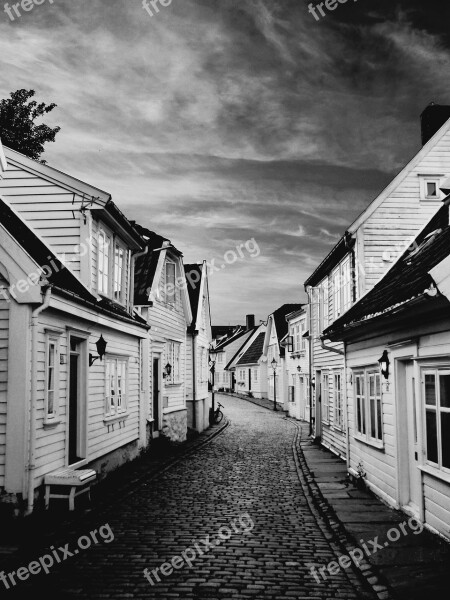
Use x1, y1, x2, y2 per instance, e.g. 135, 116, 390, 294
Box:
27, 286, 52, 515
306, 287, 314, 437
320, 337, 344, 356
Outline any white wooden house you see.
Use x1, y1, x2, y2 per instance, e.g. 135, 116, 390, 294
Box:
185, 263, 212, 433
0, 143, 150, 514
285, 307, 310, 422
264, 304, 302, 411
325, 201, 450, 541
228, 324, 267, 399
211, 316, 256, 392
133, 225, 192, 442
305, 104, 450, 460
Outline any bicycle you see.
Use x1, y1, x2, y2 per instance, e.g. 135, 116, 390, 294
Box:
213, 402, 224, 424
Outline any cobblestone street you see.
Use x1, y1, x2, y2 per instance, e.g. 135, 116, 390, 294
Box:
5, 395, 377, 599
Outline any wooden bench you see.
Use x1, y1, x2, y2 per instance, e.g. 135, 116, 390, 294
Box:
44, 468, 97, 511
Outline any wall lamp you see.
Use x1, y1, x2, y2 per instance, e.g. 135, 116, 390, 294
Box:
163, 363, 172, 379
89, 335, 107, 367
378, 350, 390, 380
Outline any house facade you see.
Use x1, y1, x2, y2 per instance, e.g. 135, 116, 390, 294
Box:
211, 316, 256, 392
133, 225, 192, 443
305, 105, 450, 460
285, 308, 310, 422
185, 263, 212, 433
264, 304, 302, 411
0, 145, 151, 514
325, 202, 450, 541
229, 325, 267, 399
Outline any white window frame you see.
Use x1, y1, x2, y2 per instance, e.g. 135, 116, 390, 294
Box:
353, 368, 383, 448
331, 257, 352, 322
165, 260, 177, 305
113, 243, 126, 304
419, 175, 444, 201
422, 368, 450, 474
334, 371, 343, 430
45, 334, 60, 423
321, 372, 330, 424
98, 229, 111, 296
320, 278, 329, 331
105, 356, 128, 417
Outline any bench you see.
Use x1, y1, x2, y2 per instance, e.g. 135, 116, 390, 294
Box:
44, 468, 97, 511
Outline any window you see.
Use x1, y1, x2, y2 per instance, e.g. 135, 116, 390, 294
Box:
45, 338, 59, 420
289, 386, 295, 403
319, 278, 329, 331
166, 341, 181, 384
295, 325, 301, 351
105, 357, 128, 416
354, 369, 383, 445
334, 371, 343, 429
423, 369, 450, 471
98, 230, 110, 295
114, 246, 125, 303
217, 353, 224, 364
300, 321, 306, 351
322, 372, 330, 423
254, 369, 258, 382
331, 258, 353, 322
165, 261, 176, 304
427, 182, 438, 198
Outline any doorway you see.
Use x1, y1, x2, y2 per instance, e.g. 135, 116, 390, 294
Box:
68, 337, 86, 465
248, 369, 252, 392
398, 360, 422, 516
153, 356, 161, 431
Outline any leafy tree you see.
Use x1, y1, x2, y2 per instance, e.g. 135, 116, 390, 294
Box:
0, 89, 61, 162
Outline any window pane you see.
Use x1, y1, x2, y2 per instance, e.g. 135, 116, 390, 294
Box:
426, 409, 438, 463
425, 374, 436, 406
370, 398, 376, 438
427, 182, 437, 197
439, 374, 450, 408
48, 390, 54, 415
377, 398, 383, 441
441, 413, 450, 469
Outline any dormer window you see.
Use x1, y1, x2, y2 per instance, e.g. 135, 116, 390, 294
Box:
97, 226, 128, 306
114, 246, 125, 303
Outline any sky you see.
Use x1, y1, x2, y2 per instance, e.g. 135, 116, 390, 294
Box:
1, 0, 450, 324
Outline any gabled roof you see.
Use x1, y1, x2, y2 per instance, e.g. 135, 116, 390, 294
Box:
212, 325, 243, 340
236, 332, 265, 365
325, 204, 450, 339
305, 112, 450, 288
0, 198, 147, 327
272, 304, 303, 342
132, 224, 171, 305
184, 263, 203, 328
213, 326, 253, 352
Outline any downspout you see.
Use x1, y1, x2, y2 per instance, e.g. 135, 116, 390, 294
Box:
27, 285, 52, 515
191, 331, 198, 430
320, 337, 345, 356
306, 286, 314, 437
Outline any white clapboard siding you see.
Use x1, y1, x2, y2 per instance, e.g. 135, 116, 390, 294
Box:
0, 295, 9, 488
0, 165, 83, 276
33, 310, 141, 484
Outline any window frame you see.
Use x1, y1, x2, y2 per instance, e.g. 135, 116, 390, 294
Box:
166, 340, 182, 385
422, 368, 450, 474
321, 372, 330, 424
104, 355, 129, 418
113, 242, 127, 305
165, 260, 177, 305
419, 176, 443, 201
98, 228, 111, 297
44, 334, 61, 424
353, 367, 383, 448
334, 371, 344, 430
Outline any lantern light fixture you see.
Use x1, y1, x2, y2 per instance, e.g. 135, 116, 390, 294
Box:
378, 350, 390, 380
89, 335, 107, 367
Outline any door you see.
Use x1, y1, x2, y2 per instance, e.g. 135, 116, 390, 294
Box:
153, 357, 161, 430
405, 362, 422, 513
69, 347, 81, 465
248, 369, 252, 392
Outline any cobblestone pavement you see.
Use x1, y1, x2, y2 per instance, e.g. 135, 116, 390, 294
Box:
4, 395, 377, 600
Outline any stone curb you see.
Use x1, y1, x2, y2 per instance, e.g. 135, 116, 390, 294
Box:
287, 418, 397, 600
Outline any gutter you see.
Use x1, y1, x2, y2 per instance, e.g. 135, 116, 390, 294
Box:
27, 286, 52, 514
320, 337, 345, 356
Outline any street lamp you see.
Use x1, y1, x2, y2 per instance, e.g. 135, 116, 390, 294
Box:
271, 358, 278, 412
209, 351, 217, 424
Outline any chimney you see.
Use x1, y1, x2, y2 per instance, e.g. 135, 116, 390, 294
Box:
420, 103, 450, 146
246, 314, 255, 330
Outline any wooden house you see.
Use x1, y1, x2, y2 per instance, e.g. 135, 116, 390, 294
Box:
133, 225, 192, 443
285, 307, 310, 422
264, 304, 302, 411
305, 104, 450, 460
0, 143, 150, 514
325, 201, 450, 541
184, 263, 212, 433
228, 324, 267, 399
